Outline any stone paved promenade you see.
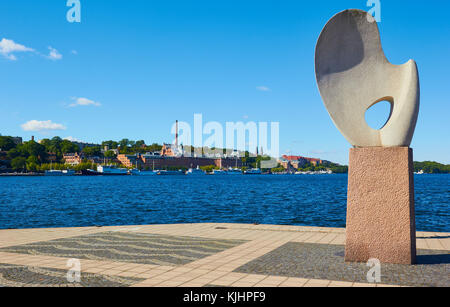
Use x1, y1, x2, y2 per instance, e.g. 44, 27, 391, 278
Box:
0, 223, 448, 287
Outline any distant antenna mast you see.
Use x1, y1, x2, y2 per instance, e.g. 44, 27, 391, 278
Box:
175, 120, 179, 147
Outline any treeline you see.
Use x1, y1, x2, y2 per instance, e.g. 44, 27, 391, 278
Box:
414, 161, 450, 174
270, 161, 348, 173
0, 135, 166, 172
101, 139, 162, 154
0, 136, 75, 172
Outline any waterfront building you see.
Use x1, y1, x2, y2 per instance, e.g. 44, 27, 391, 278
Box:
160, 143, 183, 157
117, 152, 242, 170
281, 155, 323, 167
117, 154, 143, 168
63, 153, 103, 165
278, 155, 325, 172
63, 153, 83, 165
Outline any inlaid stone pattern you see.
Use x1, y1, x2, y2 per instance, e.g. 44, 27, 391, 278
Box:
234, 242, 450, 287
0, 232, 246, 266
0, 263, 144, 287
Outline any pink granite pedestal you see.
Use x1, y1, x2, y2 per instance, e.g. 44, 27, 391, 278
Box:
345, 147, 417, 265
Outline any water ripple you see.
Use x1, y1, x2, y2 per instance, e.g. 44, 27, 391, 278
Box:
0, 174, 448, 232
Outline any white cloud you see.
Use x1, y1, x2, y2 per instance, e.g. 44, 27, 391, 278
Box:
47, 46, 62, 60
0, 38, 34, 60
0, 38, 65, 61
21, 120, 67, 132
69, 97, 101, 107
256, 86, 271, 92
71, 50, 78, 55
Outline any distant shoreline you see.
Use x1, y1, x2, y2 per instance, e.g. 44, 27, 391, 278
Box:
0, 172, 446, 177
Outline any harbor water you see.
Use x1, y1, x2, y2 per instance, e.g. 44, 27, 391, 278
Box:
0, 174, 448, 232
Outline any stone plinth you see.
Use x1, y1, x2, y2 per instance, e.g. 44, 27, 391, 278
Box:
345, 147, 416, 264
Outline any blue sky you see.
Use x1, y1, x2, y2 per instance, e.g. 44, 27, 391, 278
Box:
0, 0, 449, 164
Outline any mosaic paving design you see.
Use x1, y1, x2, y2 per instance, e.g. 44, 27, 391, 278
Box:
0, 232, 246, 266
234, 242, 450, 287
0, 264, 144, 287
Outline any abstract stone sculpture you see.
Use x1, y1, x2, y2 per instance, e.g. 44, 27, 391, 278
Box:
315, 9, 419, 265
315, 9, 420, 147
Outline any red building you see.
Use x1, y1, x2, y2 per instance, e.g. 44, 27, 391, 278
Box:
282, 155, 323, 166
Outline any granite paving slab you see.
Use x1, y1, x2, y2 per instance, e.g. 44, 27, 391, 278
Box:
0, 263, 144, 287
234, 242, 450, 287
0, 232, 246, 266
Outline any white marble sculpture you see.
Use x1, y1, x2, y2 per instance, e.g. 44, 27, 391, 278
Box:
315, 9, 420, 147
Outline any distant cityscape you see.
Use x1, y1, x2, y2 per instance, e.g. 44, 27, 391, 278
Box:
1, 134, 448, 174
0, 134, 348, 174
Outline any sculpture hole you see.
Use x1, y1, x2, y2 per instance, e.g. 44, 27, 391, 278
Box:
365, 100, 393, 130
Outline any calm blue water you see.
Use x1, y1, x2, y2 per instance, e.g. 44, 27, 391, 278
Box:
0, 174, 448, 232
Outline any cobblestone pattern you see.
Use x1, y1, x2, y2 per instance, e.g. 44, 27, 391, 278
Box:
234, 242, 450, 287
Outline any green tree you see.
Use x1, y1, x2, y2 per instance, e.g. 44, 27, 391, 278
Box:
20, 141, 47, 162
146, 143, 162, 153
60, 140, 79, 154
119, 139, 130, 148
102, 140, 118, 149
11, 157, 26, 171
73, 162, 96, 171
135, 140, 145, 148
26, 156, 39, 172
0, 136, 16, 151
200, 165, 219, 173
271, 167, 286, 173
82, 146, 102, 157
7, 148, 21, 160
39, 138, 52, 152
104, 150, 116, 158
49, 136, 63, 154
414, 161, 450, 174
26, 155, 39, 164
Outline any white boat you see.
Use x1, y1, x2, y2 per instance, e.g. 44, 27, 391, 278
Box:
245, 168, 262, 175
186, 166, 206, 175
227, 168, 243, 175
130, 169, 158, 176
45, 169, 75, 176
212, 169, 227, 175
97, 165, 128, 176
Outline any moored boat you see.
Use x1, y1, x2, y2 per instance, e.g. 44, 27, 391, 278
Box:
81, 169, 102, 176
130, 169, 158, 176
45, 169, 75, 176
96, 165, 128, 176
244, 168, 262, 175
227, 168, 243, 175
186, 166, 206, 175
